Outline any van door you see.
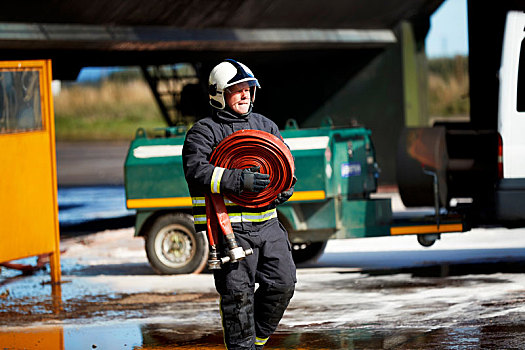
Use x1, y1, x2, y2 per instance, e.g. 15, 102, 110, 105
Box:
498, 11, 525, 178
496, 11, 525, 223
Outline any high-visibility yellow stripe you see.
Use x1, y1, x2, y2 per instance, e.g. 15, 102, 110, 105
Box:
255, 336, 269, 345
390, 223, 463, 236
127, 197, 192, 209
194, 214, 207, 224
239, 209, 277, 222
288, 190, 326, 201
211, 166, 226, 194
192, 197, 206, 206
193, 209, 277, 224
192, 196, 236, 206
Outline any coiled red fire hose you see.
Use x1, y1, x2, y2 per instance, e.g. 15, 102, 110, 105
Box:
205, 129, 295, 249
211, 129, 295, 208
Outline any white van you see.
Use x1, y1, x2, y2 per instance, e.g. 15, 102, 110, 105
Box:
496, 10, 525, 222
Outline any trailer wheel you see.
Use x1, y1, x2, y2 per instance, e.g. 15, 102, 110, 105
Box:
291, 241, 327, 264
145, 213, 208, 275
417, 234, 440, 248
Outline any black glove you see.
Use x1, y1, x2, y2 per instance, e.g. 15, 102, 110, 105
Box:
241, 166, 270, 193
274, 187, 294, 205
274, 176, 297, 205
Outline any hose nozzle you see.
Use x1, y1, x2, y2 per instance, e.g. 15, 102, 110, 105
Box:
221, 246, 253, 264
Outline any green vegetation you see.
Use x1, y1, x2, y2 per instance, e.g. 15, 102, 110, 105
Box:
427, 55, 469, 117
54, 56, 469, 141
54, 79, 163, 141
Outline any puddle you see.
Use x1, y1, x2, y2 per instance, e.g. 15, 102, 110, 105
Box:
2, 322, 525, 349
0, 323, 427, 350
57, 186, 133, 226
0, 285, 219, 328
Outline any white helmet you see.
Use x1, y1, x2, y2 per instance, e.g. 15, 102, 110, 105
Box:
208, 59, 260, 110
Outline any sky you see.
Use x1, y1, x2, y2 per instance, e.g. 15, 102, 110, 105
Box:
425, 0, 469, 58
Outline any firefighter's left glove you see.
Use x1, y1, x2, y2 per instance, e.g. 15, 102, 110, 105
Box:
241, 166, 270, 193
274, 187, 294, 206
274, 176, 297, 205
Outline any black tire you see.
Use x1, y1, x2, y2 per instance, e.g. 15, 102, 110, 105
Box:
291, 241, 328, 264
145, 213, 208, 275
417, 234, 438, 247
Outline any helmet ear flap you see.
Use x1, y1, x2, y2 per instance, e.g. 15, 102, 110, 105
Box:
209, 82, 224, 108
209, 83, 217, 96
210, 99, 223, 109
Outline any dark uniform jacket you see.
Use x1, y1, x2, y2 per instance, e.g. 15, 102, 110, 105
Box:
182, 109, 284, 234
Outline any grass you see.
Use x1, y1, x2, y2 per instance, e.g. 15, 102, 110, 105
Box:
54, 80, 164, 141
427, 55, 470, 117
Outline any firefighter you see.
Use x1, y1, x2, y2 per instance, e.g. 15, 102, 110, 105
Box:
182, 59, 296, 350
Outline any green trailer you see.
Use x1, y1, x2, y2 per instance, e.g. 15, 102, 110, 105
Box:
124, 120, 465, 274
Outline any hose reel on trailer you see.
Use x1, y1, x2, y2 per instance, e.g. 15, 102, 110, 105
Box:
397, 127, 449, 247
205, 129, 295, 269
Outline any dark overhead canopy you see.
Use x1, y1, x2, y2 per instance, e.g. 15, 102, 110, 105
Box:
0, 0, 442, 50
0, 0, 443, 78
3, 0, 442, 29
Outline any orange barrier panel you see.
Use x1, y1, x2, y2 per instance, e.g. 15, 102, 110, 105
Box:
0, 327, 64, 350
0, 60, 61, 284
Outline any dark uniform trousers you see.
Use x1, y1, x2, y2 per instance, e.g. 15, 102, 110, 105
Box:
213, 219, 296, 350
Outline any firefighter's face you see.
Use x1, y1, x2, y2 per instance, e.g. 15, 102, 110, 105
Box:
225, 82, 251, 114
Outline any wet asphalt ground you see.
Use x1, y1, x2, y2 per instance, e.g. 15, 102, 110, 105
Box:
2, 228, 525, 349
2, 142, 525, 349
55, 141, 129, 187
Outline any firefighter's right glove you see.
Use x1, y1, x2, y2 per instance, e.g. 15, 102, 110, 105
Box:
241, 166, 270, 193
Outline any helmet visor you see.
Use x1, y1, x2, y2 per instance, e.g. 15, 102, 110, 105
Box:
224, 79, 259, 94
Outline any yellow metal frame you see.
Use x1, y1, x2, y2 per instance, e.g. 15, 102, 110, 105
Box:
0, 60, 61, 285
127, 196, 192, 209
126, 190, 327, 209
288, 190, 326, 202
390, 223, 463, 236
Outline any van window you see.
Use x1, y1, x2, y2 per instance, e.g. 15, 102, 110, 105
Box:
0, 70, 42, 134
518, 38, 525, 112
